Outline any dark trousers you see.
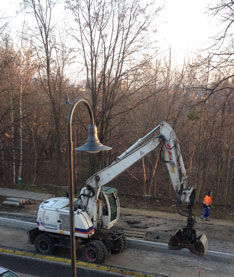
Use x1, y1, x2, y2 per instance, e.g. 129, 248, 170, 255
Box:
202, 204, 210, 218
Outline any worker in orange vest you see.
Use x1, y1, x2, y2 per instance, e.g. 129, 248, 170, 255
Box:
200, 190, 212, 221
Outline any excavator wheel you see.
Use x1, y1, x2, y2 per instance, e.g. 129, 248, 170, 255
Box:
122, 234, 128, 250
94, 240, 109, 260
34, 233, 55, 255
168, 229, 208, 257
111, 234, 126, 254
82, 241, 104, 264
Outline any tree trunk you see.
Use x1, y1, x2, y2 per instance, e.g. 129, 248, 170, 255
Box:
18, 63, 23, 183
31, 127, 37, 185
142, 158, 147, 195
10, 87, 16, 184
148, 153, 160, 196
224, 122, 233, 203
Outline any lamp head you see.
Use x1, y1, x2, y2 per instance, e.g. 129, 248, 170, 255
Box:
75, 124, 112, 154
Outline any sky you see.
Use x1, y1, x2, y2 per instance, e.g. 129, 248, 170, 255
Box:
1, 0, 220, 66
157, 0, 219, 65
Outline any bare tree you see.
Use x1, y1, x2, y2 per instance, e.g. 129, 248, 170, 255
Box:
23, 0, 71, 184
190, 1, 234, 100
65, 0, 162, 158
209, 0, 234, 48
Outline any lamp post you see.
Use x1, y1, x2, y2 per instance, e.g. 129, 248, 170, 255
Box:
67, 99, 111, 277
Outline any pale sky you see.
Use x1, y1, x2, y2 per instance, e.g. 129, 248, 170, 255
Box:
157, 0, 218, 65
1, 0, 219, 66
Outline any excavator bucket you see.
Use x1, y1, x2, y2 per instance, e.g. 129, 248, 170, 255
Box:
168, 229, 208, 257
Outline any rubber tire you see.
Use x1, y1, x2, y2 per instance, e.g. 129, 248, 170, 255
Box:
122, 235, 128, 250
95, 240, 109, 262
82, 241, 104, 264
111, 235, 125, 254
34, 233, 55, 255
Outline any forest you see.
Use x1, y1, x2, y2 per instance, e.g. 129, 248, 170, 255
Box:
0, 0, 233, 205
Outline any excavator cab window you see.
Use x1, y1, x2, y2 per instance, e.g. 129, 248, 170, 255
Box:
100, 193, 108, 216
101, 187, 120, 227
106, 192, 117, 221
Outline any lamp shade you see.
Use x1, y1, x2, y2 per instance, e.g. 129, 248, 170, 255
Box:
75, 124, 112, 153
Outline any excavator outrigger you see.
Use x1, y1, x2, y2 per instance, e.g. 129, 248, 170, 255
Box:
28, 122, 208, 263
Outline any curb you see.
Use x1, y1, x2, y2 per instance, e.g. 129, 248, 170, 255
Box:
128, 238, 234, 261
0, 247, 156, 277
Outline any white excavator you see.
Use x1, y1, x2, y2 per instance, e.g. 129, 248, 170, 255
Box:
28, 122, 208, 263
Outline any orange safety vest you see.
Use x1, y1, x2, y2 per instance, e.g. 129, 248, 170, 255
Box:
203, 195, 212, 206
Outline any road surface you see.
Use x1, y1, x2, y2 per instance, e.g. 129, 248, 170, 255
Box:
0, 216, 233, 277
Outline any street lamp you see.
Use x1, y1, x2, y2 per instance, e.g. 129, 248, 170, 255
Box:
67, 99, 111, 277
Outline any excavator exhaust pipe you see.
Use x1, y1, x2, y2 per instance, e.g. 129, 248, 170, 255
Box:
168, 229, 208, 256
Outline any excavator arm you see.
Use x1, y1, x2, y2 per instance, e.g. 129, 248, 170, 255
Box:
80, 121, 208, 256
85, 122, 193, 203
86, 136, 161, 188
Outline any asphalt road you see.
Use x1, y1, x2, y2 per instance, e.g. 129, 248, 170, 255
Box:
0, 216, 233, 277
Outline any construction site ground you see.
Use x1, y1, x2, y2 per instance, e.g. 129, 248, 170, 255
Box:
0, 188, 234, 276
0, 189, 233, 246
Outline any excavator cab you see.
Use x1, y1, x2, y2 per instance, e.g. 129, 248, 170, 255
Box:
100, 187, 120, 229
